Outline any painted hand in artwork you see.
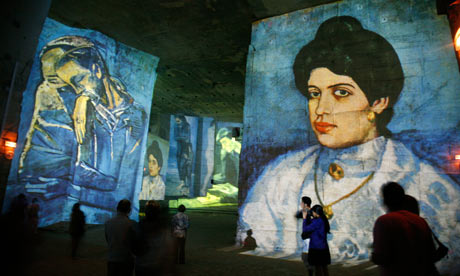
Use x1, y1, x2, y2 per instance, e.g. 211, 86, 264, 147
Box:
73, 95, 90, 144
24, 177, 67, 199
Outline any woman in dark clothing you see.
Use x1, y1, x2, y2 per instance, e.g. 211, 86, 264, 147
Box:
69, 203, 85, 259
303, 205, 331, 276
135, 200, 174, 275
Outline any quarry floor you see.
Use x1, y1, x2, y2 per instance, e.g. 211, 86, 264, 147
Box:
20, 208, 384, 276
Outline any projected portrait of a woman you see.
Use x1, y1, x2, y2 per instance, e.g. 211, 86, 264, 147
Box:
238, 16, 460, 270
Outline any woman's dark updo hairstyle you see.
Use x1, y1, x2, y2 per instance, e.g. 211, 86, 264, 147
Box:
311, 204, 330, 234
146, 140, 163, 168
293, 16, 404, 137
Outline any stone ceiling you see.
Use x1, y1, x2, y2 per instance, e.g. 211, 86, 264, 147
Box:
48, 0, 336, 123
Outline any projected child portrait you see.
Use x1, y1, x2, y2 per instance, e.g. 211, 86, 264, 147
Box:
18, 35, 147, 222
139, 141, 165, 200
238, 16, 460, 268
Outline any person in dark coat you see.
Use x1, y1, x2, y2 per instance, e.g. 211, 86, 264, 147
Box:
105, 199, 137, 276
69, 203, 85, 259
303, 204, 331, 276
135, 200, 174, 275
299, 196, 314, 276
0, 194, 30, 275
26, 198, 40, 234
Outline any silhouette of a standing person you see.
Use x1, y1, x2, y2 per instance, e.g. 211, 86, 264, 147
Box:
26, 198, 40, 234
69, 203, 85, 259
171, 204, 189, 264
135, 200, 174, 275
105, 199, 137, 276
372, 182, 438, 275
0, 194, 30, 275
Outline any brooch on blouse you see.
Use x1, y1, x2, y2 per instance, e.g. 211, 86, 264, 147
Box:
328, 163, 344, 180
315, 161, 375, 219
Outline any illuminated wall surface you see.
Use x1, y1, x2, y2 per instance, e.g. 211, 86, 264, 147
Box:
138, 114, 243, 208
138, 114, 170, 201
238, 0, 460, 273
165, 115, 199, 197
162, 116, 242, 208
3, 18, 159, 226
213, 122, 242, 188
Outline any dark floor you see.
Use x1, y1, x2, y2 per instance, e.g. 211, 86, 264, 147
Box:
20, 209, 381, 276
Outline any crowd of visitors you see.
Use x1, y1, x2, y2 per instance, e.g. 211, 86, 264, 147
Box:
297, 181, 447, 276
1, 181, 449, 276
104, 200, 188, 276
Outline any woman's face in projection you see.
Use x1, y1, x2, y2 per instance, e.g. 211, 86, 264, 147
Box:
148, 154, 161, 177
307, 67, 377, 148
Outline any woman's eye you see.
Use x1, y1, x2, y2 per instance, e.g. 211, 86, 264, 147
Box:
309, 91, 321, 98
333, 89, 350, 97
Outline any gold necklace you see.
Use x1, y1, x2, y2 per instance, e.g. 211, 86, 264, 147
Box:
314, 163, 375, 219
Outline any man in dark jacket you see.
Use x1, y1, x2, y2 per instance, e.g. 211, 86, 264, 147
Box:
105, 199, 137, 276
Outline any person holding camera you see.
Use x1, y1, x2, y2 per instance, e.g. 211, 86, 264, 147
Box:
303, 205, 331, 276
299, 196, 314, 276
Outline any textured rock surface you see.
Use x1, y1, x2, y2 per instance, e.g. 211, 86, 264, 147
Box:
46, 0, 336, 123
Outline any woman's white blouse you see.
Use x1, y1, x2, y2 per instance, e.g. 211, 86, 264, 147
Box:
238, 137, 460, 273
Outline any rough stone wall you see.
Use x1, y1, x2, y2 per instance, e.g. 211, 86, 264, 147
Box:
0, 0, 51, 209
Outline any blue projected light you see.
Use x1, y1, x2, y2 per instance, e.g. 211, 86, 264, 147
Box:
238, 0, 460, 274
3, 18, 159, 226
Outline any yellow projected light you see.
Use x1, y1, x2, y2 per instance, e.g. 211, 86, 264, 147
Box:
455, 28, 460, 52
5, 141, 16, 148
169, 183, 238, 208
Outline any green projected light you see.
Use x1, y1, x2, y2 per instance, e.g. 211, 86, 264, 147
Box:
169, 183, 238, 208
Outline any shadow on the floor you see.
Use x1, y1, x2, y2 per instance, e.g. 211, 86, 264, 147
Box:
20, 209, 381, 276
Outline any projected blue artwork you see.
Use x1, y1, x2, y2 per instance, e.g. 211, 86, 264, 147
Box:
213, 123, 242, 187
139, 140, 166, 201
141, 114, 241, 207
196, 117, 217, 197
139, 114, 170, 201
238, 1, 460, 274
165, 115, 198, 197
166, 117, 242, 208
3, 18, 159, 226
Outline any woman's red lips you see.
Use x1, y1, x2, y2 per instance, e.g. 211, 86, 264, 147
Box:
314, 122, 336, 134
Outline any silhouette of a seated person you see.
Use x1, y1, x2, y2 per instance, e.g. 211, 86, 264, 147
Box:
243, 229, 257, 250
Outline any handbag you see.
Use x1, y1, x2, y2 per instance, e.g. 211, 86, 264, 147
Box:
432, 233, 448, 262
173, 228, 185, 238
301, 231, 312, 240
